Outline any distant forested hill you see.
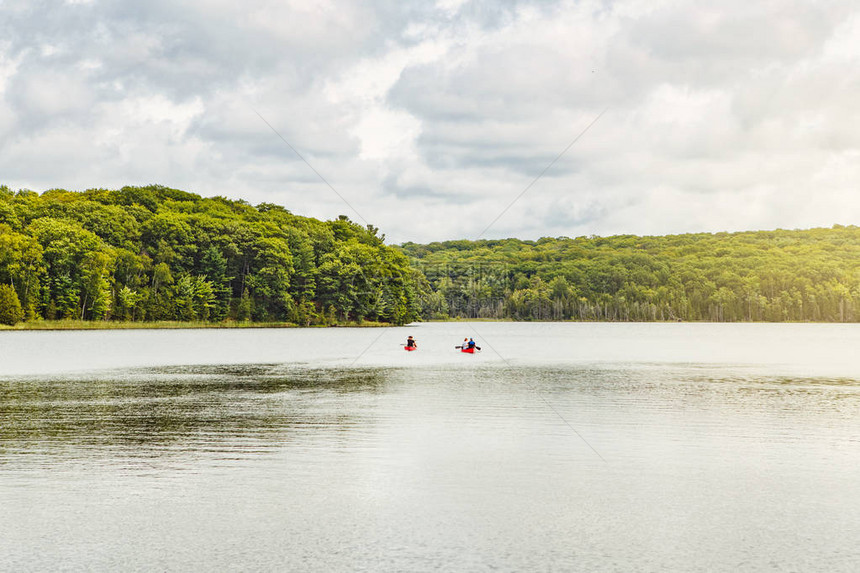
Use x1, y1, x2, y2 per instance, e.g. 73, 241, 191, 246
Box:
2, 183, 857, 327
401, 227, 860, 322
0, 185, 419, 325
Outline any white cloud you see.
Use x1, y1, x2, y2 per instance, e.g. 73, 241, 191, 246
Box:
0, 43, 21, 94
0, 0, 858, 242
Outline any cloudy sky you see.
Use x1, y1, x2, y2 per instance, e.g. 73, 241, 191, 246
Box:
1, 0, 858, 243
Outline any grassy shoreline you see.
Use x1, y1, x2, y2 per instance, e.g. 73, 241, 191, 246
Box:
4, 318, 844, 330
0, 319, 393, 331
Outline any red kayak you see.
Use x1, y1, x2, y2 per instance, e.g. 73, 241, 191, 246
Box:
460, 347, 475, 353
404, 346, 417, 351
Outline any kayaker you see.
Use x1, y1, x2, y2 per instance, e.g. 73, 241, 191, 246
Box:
406, 336, 417, 348
467, 338, 476, 350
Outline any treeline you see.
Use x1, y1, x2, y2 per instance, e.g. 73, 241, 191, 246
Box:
0, 185, 419, 326
401, 227, 860, 322
3, 184, 858, 327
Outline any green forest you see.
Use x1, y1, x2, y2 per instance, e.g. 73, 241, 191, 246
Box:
2, 184, 859, 326
0, 185, 419, 326
402, 227, 860, 323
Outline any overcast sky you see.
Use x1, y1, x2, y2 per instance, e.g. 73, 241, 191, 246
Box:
1, 0, 858, 243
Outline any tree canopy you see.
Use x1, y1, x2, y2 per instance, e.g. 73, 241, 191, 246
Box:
2, 183, 858, 326
0, 184, 419, 325
400, 227, 860, 323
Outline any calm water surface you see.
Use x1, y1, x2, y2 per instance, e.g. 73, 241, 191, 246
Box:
1, 323, 859, 572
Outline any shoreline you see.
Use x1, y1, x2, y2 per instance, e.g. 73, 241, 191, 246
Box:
0, 320, 394, 331
3, 318, 853, 331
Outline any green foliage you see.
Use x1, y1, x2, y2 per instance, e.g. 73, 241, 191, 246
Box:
0, 224, 43, 319
0, 283, 23, 325
0, 185, 418, 325
6, 182, 856, 326
236, 288, 253, 322
0, 184, 420, 326
400, 227, 860, 323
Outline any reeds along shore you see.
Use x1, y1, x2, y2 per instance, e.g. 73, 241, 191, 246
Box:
0, 319, 392, 330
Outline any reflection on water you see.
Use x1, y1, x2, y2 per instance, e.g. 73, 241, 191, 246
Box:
1, 365, 390, 464
2, 347, 860, 570
4, 364, 856, 458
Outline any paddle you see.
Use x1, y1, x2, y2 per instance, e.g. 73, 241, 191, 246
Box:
455, 345, 481, 350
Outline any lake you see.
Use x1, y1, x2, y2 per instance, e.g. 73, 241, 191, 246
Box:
1, 323, 859, 572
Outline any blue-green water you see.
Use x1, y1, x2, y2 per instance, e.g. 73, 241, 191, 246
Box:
1, 323, 859, 571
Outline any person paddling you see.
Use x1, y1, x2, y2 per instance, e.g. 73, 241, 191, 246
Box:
405, 335, 417, 349
456, 337, 481, 351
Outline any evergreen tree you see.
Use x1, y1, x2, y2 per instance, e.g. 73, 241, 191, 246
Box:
0, 284, 23, 325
